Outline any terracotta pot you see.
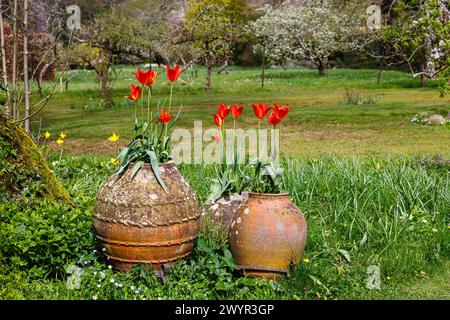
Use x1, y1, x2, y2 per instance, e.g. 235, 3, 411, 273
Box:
93, 161, 200, 272
228, 192, 307, 280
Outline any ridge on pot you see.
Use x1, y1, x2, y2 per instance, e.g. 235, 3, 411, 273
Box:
228, 192, 307, 280
93, 161, 200, 272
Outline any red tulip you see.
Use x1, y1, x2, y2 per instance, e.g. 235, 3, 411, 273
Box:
268, 109, 281, 127
125, 84, 141, 101
132, 68, 157, 86
252, 103, 270, 119
231, 104, 244, 119
273, 104, 290, 120
166, 65, 184, 82
213, 113, 225, 127
157, 109, 175, 124
217, 103, 232, 119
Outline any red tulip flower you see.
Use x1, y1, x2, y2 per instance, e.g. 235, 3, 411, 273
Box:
273, 104, 290, 120
166, 65, 184, 82
252, 103, 270, 119
213, 113, 225, 127
157, 109, 175, 124
231, 104, 244, 119
133, 68, 157, 86
218, 103, 232, 119
125, 84, 141, 101
268, 109, 282, 127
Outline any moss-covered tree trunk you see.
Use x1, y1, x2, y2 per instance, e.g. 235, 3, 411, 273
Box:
0, 113, 71, 202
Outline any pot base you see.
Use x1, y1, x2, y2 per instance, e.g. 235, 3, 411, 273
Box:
238, 266, 287, 280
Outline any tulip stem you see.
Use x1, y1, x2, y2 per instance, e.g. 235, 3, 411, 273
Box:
233, 119, 236, 167
164, 82, 174, 139
257, 120, 260, 161
147, 86, 152, 122
168, 82, 174, 115
141, 85, 144, 126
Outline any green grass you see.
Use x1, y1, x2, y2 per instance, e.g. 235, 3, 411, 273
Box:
0, 155, 448, 300
30, 66, 450, 157
2, 66, 449, 300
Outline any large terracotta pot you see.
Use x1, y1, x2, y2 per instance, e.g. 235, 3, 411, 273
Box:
93, 161, 200, 272
228, 192, 307, 280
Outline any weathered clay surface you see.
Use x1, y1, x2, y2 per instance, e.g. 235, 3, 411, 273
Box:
228, 192, 307, 280
93, 161, 200, 272
200, 192, 248, 233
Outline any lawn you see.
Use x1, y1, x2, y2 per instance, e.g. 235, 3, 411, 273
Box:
31, 66, 450, 158
1, 66, 448, 300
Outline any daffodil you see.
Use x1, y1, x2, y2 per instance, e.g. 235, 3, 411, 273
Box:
57, 138, 64, 145
110, 158, 119, 166
44, 131, 51, 139
60, 132, 67, 140
108, 132, 120, 143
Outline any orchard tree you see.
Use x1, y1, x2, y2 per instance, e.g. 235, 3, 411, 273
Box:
380, 0, 449, 89
252, 2, 368, 75
73, 2, 166, 106
184, 0, 247, 92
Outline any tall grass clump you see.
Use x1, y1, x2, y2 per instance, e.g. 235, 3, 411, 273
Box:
281, 156, 449, 298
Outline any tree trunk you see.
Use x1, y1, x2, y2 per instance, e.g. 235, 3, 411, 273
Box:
23, 0, 30, 133
377, 59, 383, 85
420, 62, 429, 86
316, 58, 326, 76
12, 0, 18, 120
99, 71, 112, 106
0, 113, 71, 202
217, 58, 228, 75
261, 54, 265, 88
205, 65, 212, 93
0, 1, 10, 117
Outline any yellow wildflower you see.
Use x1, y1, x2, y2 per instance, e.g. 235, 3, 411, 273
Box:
60, 132, 67, 140
44, 131, 51, 139
108, 132, 120, 143
56, 138, 64, 145
303, 258, 310, 263
419, 271, 427, 277
110, 158, 119, 166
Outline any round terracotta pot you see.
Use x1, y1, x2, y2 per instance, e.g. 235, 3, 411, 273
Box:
93, 161, 200, 272
228, 192, 307, 279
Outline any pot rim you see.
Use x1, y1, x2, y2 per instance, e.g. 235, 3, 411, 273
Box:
247, 191, 289, 197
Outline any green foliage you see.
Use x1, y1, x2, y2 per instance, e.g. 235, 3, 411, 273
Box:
0, 155, 448, 299
343, 88, 377, 105
381, 0, 450, 89
185, 0, 248, 66
0, 200, 94, 277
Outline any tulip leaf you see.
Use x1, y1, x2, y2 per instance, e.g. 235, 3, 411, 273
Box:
146, 150, 168, 193
130, 161, 144, 179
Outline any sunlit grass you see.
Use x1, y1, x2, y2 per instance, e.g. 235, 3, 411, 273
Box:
29, 66, 450, 158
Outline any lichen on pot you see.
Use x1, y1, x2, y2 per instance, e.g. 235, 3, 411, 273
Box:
200, 192, 248, 235
93, 161, 201, 272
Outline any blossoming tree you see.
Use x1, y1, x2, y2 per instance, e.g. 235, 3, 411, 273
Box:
251, 2, 368, 75
380, 0, 449, 90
